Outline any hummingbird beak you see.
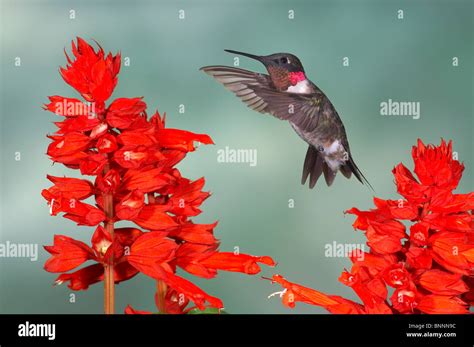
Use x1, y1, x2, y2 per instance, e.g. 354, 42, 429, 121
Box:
224, 49, 264, 63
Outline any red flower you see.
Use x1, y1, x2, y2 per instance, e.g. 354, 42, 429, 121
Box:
167, 177, 210, 217
43, 96, 91, 117
47, 132, 91, 159
409, 222, 430, 246
269, 139, 473, 314
96, 133, 118, 153
43, 38, 274, 314
126, 231, 177, 277
174, 243, 276, 278
406, 246, 432, 270
168, 222, 218, 245
44, 226, 140, 290
122, 168, 173, 192
199, 252, 276, 275
418, 269, 469, 295
155, 129, 214, 151
417, 295, 468, 314
60, 37, 120, 102
44, 235, 94, 272
106, 98, 146, 129
412, 139, 463, 191
42, 175, 93, 200
132, 205, 177, 230
267, 275, 364, 314
115, 190, 145, 220
382, 263, 411, 288
159, 271, 224, 310
429, 231, 474, 275
391, 288, 418, 313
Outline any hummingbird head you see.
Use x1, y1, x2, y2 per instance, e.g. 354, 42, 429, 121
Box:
225, 50, 306, 91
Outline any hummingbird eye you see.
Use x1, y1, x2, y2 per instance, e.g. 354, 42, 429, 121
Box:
280, 57, 290, 64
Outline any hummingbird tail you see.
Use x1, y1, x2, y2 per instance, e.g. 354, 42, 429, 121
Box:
301, 145, 324, 189
346, 155, 374, 191
302, 146, 373, 190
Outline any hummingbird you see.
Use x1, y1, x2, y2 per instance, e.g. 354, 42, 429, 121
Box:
200, 49, 372, 189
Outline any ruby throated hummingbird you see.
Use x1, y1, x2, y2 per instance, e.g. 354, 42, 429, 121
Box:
201, 50, 372, 189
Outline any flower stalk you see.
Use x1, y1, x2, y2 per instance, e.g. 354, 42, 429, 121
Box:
103, 165, 115, 314
156, 280, 167, 313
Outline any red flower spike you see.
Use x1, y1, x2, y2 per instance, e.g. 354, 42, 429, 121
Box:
43, 37, 274, 314
269, 139, 474, 314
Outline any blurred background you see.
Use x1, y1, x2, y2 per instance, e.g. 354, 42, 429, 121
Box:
0, 0, 472, 314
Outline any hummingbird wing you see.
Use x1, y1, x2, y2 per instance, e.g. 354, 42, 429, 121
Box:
202, 66, 373, 190
200, 66, 321, 132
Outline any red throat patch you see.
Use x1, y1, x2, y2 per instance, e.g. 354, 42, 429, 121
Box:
289, 71, 306, 85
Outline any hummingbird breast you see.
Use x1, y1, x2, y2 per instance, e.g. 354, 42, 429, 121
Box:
286, 79, 312, 94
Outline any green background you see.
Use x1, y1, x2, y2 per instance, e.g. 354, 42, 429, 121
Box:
0, 0, 472, 314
